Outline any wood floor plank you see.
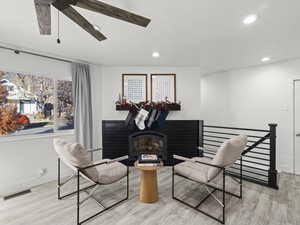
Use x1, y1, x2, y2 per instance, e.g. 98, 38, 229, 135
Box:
0, 167, 298, 225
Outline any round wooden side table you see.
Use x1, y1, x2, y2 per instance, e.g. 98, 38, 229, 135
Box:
134, 161, 163, 203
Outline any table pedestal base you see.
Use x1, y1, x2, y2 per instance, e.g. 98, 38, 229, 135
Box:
139, 170, 158, 203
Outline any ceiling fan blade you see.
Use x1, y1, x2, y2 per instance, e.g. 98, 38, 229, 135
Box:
74, 0, 151, 27
34, 0, 53, 35
53, 5, 107, 41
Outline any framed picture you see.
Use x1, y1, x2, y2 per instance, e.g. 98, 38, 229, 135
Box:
122, 74, 147, 103
151, 74, 176, 102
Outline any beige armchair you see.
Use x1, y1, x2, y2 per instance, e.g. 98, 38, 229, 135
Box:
53, 139, 129, 225
172, 135, 247, 224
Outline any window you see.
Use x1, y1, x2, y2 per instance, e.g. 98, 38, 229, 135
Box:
0, 71, 74, 137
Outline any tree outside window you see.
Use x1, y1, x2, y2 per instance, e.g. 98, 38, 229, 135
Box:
56, 80, 74, 130
0, 71, 74, 136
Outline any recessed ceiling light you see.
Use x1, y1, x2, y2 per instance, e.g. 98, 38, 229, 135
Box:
261, 57, 271, 62
243, 14, 258, 25
152, 52, 160, 58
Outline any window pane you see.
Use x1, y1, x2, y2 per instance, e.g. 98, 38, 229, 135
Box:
0, 71, 54, 136
56, 80, 74, 130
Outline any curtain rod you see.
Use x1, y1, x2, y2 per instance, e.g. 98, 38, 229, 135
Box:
0, 45, 89, 65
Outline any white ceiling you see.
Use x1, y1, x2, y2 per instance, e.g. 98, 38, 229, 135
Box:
1, 0, 300, 73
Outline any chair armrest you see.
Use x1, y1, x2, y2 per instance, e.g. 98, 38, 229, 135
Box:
86, 148, 102, 153
110, 155, 129, 163
198, 146, 216, 152
79, 155, 129, 170
174, 154, 194, 162
79, 161, 109, 170
173, 154, 224, 169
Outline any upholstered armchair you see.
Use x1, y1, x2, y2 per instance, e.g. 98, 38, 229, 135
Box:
53, 139, 129, 225
172, 135, 247, 224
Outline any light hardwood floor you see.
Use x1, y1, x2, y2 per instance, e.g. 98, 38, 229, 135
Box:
0, 167, 299, 225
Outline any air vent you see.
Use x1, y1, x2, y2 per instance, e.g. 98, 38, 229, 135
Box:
3, 189, 31, 201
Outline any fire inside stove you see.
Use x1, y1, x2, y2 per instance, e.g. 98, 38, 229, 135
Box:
129, 131, 167, 160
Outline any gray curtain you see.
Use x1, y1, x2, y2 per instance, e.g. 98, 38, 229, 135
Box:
72, 63, 93, 150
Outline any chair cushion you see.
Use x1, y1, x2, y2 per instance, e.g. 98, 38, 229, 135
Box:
174, 157, 213, 183
91, 160, 127, 184
208, 135, 247, 180
53, 139, 98, 182
53, 139, 127, 184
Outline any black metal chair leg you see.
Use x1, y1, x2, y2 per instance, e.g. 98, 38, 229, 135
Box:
76, 173, 129, 225
172, 165, 175, 198
56, 154, 129, 225
222, 169, 226, 224
127, 166, 129, 199
77, 170, 80, 225
58, 158, 61, 200
240, 158, 243, 199
173, 173, 226, 224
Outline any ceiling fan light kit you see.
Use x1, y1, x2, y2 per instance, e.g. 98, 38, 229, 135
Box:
34, 0, 151, 41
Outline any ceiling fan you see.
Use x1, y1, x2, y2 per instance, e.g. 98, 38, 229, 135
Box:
34, 0, 151, 41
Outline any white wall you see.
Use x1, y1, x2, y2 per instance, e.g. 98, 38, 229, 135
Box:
200, 59, 300, 173
0, 50, 74, 195
101, 66, 203, 122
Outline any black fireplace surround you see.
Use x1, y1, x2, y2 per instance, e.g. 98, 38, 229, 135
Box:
102, 120, 200, 165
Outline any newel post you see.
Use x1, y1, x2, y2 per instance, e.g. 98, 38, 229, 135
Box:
199, 120, 204, 157
268, 123, 279, 189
